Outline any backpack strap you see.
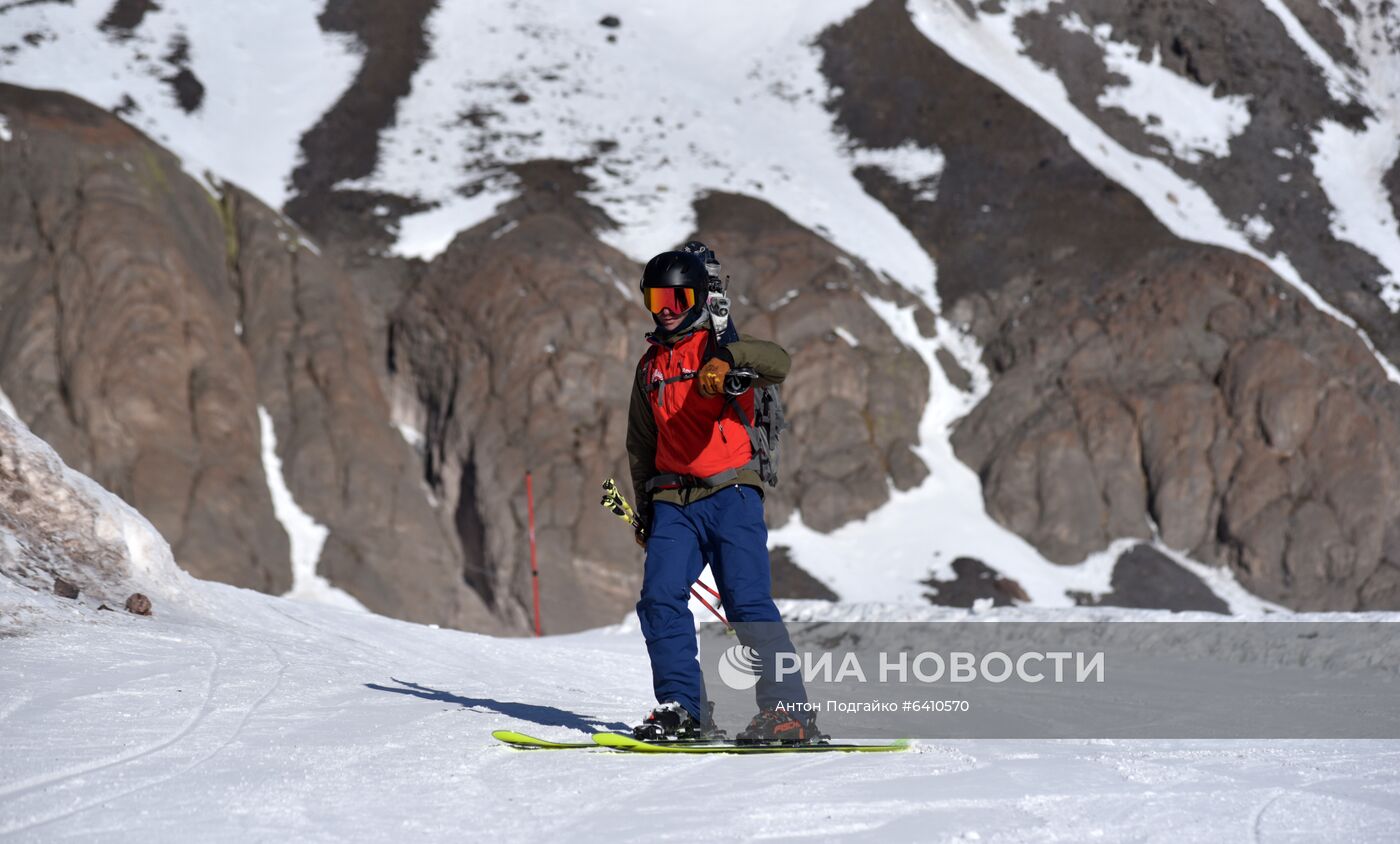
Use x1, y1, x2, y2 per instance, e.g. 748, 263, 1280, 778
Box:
643, 371, 696, 407
724, 392, 767, 479
644, 467, 743, 493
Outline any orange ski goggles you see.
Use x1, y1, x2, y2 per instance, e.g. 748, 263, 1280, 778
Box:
642, 286, 698, 314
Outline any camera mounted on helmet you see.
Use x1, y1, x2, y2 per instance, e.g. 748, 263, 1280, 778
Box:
682, 241, 731, 337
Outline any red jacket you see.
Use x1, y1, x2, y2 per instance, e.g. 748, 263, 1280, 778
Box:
640, 330, 755, 479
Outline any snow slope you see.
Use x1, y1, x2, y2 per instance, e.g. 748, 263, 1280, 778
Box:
5, 585, 1400, 842
358, 0, 942, 308
4, 377, 1398, 841
0, 0, 359, 204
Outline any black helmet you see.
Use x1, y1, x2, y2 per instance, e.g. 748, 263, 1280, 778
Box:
641, 250, 709, 292
640, 251, 710, 337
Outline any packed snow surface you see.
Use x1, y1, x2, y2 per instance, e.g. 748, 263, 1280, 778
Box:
2, 584, 1399, 842
4, 370, 1398, 841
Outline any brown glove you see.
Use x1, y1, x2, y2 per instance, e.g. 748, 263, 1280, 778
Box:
697, 357, 730, 397
634, 526, 648, 550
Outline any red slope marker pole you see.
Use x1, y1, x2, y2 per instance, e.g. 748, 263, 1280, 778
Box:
693, 578, 722, 602
527, 471, 542, 637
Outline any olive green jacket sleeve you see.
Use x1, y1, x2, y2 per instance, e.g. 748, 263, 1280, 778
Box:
626, 362, 657, 529
721, 334, 791, 388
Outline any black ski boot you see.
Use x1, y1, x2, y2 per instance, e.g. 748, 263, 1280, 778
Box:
736, 708, 826, 745
632, 701, 723, 742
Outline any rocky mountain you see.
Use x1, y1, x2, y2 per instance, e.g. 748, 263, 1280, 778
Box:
3, 0, 1399, 628
0, 85, 497, 632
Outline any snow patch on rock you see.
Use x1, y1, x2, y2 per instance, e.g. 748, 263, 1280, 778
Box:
1243, 214, 1275, 243
1073, 17, 1252, 163
1313, 119, 1400, 312
1257, 0, 1363, 105
905, 0, 1400, 384
848, 141, 945, 201
395, 421, 425, 451
1307, 4, 1400, 314
257, 407, 365, 612
772, 294, 1117, 606
0, 385, 17, 420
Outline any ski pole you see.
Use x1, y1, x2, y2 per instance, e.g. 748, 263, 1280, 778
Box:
600, 479, 732, 631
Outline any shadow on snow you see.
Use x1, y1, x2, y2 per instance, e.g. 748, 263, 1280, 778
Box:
366, 678, 629, 732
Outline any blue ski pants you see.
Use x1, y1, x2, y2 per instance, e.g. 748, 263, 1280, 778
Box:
636, 484, 808, 721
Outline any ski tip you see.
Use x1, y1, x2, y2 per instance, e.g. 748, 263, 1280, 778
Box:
492, 729, 596, 749
491, 729, 530, 742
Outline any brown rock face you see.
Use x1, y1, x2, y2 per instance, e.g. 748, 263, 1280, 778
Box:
388, 163, 647, 633
820, 0, 1175, 312
224, 187, 496, 632
285, 0, 439, 247
0, 84, 288, 593
1073, 545, 1229, 615
820, 1, 1400, 610
769, 546, 839, 601
951, 248, 1400, 610
1010, 0, 1398, 368
52, 576, 79, 599
923, 558, 1029, 609
386, 168, 902, 631
0, 85, 496, 631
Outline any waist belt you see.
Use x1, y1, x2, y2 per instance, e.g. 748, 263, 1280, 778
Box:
645, 466, 748, 493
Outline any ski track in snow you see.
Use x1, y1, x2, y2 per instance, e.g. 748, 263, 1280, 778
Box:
2, 590, 1400, 841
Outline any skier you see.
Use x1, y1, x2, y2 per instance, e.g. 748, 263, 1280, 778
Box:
626, 247, 820, 744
